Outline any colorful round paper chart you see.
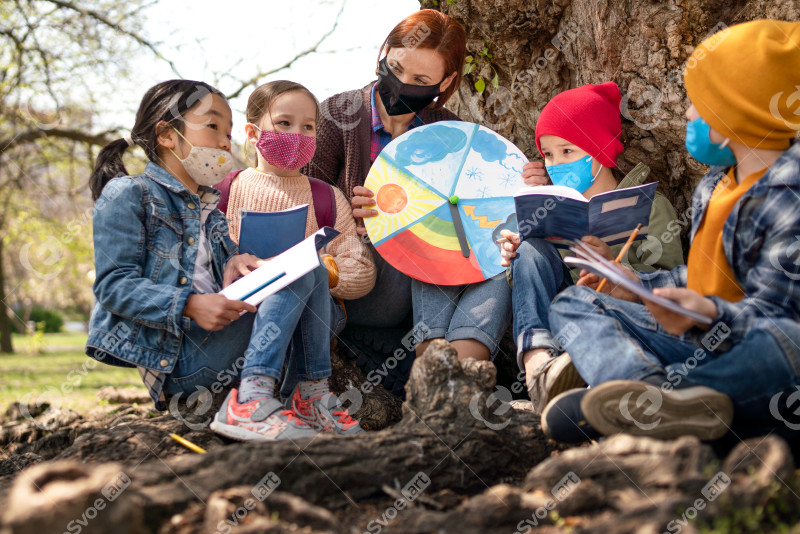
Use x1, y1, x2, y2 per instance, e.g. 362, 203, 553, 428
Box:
364, 121, 527, 285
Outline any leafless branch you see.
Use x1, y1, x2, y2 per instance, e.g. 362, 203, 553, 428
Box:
0, 127, 118, 156
225, 0, 347, 100
42, 0, 182, 76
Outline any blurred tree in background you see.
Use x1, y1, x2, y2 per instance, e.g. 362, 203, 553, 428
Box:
0, 1, 345, 353
0, 0, 168, 352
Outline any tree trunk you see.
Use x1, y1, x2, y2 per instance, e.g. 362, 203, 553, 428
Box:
0, 238, 14, 353
428, 0, 800, 233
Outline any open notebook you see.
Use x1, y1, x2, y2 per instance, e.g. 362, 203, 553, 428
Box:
564, 240, 712, 325
221, 227, 339, 307
514, 182, 657, 247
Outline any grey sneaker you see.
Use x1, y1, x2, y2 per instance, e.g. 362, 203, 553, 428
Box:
209, 389, 319, 442
528, 353, 586, 415
581, 379, 733, 441
290, 389, 364, 435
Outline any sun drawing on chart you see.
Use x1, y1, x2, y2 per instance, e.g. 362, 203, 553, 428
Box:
364, 156, 444, 244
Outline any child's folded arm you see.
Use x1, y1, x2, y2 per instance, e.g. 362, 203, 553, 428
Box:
92, 179, 193, 336
327, 188, 376, 300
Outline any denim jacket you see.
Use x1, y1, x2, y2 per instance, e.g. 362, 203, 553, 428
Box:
86, 162, 237, 372
640, 142, 800, 349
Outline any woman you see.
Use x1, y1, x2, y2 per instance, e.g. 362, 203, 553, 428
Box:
304, 9, 466, 331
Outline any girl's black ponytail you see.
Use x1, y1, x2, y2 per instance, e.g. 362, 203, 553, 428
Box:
89, 79, 226, 201
90, 138, 133, 201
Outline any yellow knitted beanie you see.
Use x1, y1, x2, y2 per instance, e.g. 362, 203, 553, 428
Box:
683, 19, 800, 149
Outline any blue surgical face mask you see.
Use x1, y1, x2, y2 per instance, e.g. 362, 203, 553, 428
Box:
546, 155, 601, 193
685, 117, 737, 166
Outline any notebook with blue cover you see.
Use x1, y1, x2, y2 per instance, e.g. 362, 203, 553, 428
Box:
238, 204, 308, 259
514, 182, 658, 247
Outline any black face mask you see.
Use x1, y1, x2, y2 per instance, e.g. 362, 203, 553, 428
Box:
376, 57, 443, 116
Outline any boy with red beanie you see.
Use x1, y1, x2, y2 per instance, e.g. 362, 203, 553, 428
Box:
542, 20, 800, 444
500, 81, 683, 414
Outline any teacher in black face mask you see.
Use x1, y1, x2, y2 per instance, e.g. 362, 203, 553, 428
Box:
304, 9, 466, 331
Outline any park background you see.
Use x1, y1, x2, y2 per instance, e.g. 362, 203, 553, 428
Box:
0, 0, 416, 408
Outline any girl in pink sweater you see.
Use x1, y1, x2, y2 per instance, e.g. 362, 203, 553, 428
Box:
211, 81, 376, 440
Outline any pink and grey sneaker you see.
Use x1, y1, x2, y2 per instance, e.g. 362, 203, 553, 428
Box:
290, 388, 364, 435
210, 388, 319, 442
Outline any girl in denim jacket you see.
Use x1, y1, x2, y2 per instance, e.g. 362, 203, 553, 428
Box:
87, 80, 362, 442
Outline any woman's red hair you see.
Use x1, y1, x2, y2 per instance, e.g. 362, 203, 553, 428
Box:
378, 9, 467, 109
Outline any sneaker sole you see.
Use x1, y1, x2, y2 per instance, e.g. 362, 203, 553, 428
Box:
581, 380, 733, 441
209, 419, 275, 442
210, 419, 318, 442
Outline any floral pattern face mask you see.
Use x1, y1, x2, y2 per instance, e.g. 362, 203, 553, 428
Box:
170, 127, 233, 186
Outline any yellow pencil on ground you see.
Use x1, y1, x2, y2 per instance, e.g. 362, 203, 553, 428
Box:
170, 433, 207, 454
596, 223, 643, 293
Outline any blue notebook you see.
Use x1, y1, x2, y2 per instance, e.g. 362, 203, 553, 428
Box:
514, 182, 658, 247
238, 204, 308, 259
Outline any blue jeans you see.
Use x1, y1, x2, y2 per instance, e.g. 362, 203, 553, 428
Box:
509, 238, 572, 369
549, 285, 800, 435
345, 248, 412, 328
411, 274, 512, 357
164, 266, 342, 396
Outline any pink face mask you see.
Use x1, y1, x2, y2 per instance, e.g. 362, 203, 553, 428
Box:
252, 126, 316, 170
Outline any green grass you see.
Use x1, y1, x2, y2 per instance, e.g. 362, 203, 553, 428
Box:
1, 333, 147, 413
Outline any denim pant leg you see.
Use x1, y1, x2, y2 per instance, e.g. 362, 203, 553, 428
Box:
412, 276, 512, 357
510, 238, 572, 368
241, 265, 332, 381
447, 275, 512, 357
163, 311, 256, 396
345, 248, 412, 328
279, 293, 343, 398
673, 318, 800, 437
548, 285, 698, 386
411, 279, 459, 343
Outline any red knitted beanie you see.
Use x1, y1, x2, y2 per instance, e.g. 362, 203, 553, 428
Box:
535, 81, 624, 168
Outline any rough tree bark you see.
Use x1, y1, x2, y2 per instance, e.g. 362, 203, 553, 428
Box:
0, 342, 557, 533
429, 0, 800, 231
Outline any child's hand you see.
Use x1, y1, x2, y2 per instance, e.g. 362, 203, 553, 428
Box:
499, 229, 521, 267
580, 235, 615, 261
351, 186, 378, 236
223, 253, 266, 288
577, 266, 640, 302
184, 293, 257, 331
521, 161, 549, 187
646, 288, 718, 336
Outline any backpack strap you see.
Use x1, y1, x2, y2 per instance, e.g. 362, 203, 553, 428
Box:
308, 176, 337, 229
215, 169, 243, 216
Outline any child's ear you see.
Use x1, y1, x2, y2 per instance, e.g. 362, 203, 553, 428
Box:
244, 124, 259, 144
155, 121, 178, 150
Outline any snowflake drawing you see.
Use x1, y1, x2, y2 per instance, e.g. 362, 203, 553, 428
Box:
477, 185, 490, 198
465, 167, 483, 182
500, 173, 516, 188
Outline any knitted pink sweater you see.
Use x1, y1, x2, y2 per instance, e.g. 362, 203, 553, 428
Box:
227, 168, 376, 300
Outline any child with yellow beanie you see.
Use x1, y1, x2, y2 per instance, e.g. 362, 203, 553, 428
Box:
540, 19, 800, 443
